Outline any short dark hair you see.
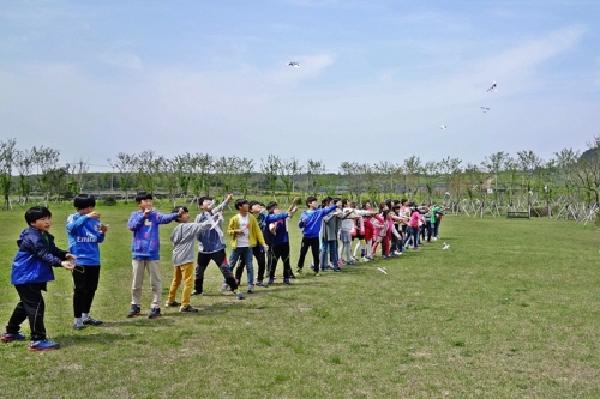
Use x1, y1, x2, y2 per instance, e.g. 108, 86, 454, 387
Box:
172, 205, 188, 222
73, 193, 96, 210
235, 199, 248, 210
248, 200, 259, 207
266, 201, 277, 212
306, 196, 317, 206
197, 196, 213, 206
135, 192, 153, 203
25, 206, 52, 225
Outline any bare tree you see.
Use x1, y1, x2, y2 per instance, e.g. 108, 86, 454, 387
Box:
261, 155, 281, 199
15, 149, 34, 203
279, 158, 303, 202
0, 138, 17, 209
109, 152, 136, 202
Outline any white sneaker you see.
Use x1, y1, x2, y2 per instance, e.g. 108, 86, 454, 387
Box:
394, 251, 403, 255
360, 257, 368, 263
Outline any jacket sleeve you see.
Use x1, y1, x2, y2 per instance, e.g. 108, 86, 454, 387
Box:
253, 217, 265, 246
227, 216, 238, 238
212, 198, 229, 214
128, 212, 145, 231
189, 220, 214, 236
20, 234, 64, 266
322, 205, 337, 216
66, 214, 87, 234
265, 212, 289, 223
157, 212, 179, 224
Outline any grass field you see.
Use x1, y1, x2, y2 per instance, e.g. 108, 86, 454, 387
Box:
0, 202, 599, 398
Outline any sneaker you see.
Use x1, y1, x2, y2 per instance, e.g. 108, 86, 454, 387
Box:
360, 257, 368, 263
126, 304, 141, 318
247, 288, 254, 294
148, 307, 161, 320
72, 324, 85, 331
289, 272, 296, 279
82, 318, 103, 326
165, 301, 181, 307
29, 339, 60, 351
314, 271, 321, 277
295, 268, 302, 274
247, 284, 254, 293
235, 292, 246, 300
179, 305, 199, 313
1, 332, 26, 343
268, 278, 275, 285
283, 278, 291, 285
256, 281, 264, 287
191, 290, 203, 296
333, 267, 342, 272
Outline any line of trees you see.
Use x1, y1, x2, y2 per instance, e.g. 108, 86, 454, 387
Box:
1, 137, 600, 210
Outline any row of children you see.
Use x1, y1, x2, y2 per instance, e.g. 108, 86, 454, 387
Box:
1, 192, 443, 351
294, 197, 444, 274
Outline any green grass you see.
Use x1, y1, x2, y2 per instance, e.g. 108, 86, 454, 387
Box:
1, 202, 600, 398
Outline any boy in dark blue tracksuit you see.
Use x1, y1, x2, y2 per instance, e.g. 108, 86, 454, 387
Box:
67, 194, 107, 330
297, 197, 336, 275
1, 207, 75, 351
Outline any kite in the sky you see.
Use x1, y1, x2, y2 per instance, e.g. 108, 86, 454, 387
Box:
480, 106, 491, 113
440, 124, 448, 130
486, 80, 497, 92
288, 61, 300, 68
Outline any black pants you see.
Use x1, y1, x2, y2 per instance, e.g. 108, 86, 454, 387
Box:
269, 243, 291, 280
6, 283, 47, 340
433, 220, 441, 237
236, 246, 266, 282
196, 250, 238, 293
72, 266, 100, 318
297, 236, 320, 272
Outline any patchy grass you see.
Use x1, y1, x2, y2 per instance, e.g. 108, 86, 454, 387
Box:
1, 202, 600, 398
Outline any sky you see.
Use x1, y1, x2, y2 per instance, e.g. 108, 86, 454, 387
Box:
1, 0, 600, 172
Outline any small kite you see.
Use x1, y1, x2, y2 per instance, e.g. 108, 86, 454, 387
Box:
440, 124, 447, 130
480, 106, 491, 113
486, 80, 497, 92
377, 267, 388, 274
288, 61, 300, 68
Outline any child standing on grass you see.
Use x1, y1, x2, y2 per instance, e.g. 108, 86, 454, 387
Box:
409, 205, 421, 249
166, 206, 218, 313
66, 194, 107, 330
127, 192, 182, 319
297, 197, 337, 275
264, 201, 297, 284
1, 206, 75, 351
193, 194, 241, 298
228, 199, 264, 294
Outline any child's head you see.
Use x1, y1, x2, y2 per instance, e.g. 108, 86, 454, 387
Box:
401, 198, 408, 206
388, 211, 396, 219
197, 197, 214, 212
321, 197, 331, 207
306, 196, 318, 208
25, 206, 53, 231
235, 199, 249, 213
266, 201, 278, 214
135, 192, 153, 210
249, 200, 264, 214
172, 206, 189, 223
73, 194, 96, 213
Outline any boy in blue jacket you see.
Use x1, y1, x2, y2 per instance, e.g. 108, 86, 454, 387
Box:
297, 197, 336, 275
1, 207, 75, 351
67, 194, 107, 330
127, 192, 182, 319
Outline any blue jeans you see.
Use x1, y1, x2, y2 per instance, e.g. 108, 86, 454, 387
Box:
320, 240, 338, 270
229, 247, 254, 286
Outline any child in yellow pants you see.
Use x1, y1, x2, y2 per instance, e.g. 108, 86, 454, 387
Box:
167, 206, 213, 313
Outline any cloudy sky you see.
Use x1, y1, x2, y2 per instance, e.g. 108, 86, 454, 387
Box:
1, 0, 599, 171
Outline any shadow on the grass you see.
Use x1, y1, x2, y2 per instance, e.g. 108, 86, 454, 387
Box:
53, 331, 133, 347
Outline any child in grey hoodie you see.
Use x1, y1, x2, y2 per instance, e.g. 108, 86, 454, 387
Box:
166, 206, 244, 312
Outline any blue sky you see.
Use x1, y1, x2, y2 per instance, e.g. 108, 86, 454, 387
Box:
1, 0, 599, 171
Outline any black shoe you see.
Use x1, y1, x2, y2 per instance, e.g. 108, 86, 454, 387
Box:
283, 279, 292, 285
295, 268, 302, 274
247, 289, 254, 294
179, 305, 199, 313
72, 324, 86, 331
165, 301, 181, 307
191, 290, 203, 296
148, 307, 161, 319
127, 304, 141, 318
256, 281, 264, 287
82, 318, 103, 326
